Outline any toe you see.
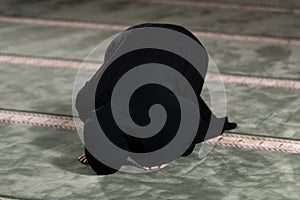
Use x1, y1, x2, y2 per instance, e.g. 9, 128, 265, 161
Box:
159, 163, 169, 169
150, 166, 159, 170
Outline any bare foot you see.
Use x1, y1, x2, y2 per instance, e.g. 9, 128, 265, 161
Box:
78, 154, 89, 165
143, 163, 170, 171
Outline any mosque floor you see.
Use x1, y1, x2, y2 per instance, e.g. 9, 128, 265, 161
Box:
0, 0, 299, 199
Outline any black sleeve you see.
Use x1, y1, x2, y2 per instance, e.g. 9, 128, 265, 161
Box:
75, 77, 110, 122
75, 81, 94, 122
181, 143, 196, 157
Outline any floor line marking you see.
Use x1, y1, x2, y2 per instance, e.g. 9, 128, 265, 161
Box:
0, 197, 19, 200
206, 73, 300, 90
1, 54, 299, 90
205, 134, 300, 154
0, 16, 299, 46
1, 110, 300, 154
136, 0, 300, 14
0, 54, 98, 70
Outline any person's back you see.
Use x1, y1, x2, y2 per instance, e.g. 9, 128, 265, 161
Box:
76, 23, 237, 175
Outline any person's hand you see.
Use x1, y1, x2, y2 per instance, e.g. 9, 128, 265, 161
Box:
223, 117, 237, 131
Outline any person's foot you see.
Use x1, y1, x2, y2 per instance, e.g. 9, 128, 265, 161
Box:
223, 117, 237, 131
143, 163, 170, 171
78, 154, 89, 165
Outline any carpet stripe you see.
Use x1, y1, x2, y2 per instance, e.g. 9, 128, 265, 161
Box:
0, 110, 77, 131
0, 54, 98, 70
1, 54, 299, 90
0, 16, 299, 46
1, 109, 300, 154
206, 73, 300, 90
138, 0, 300, 14
0, 197, 19, 200
205, 134, 300, 154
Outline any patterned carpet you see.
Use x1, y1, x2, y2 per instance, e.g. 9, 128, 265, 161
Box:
0, 0, 299, 199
